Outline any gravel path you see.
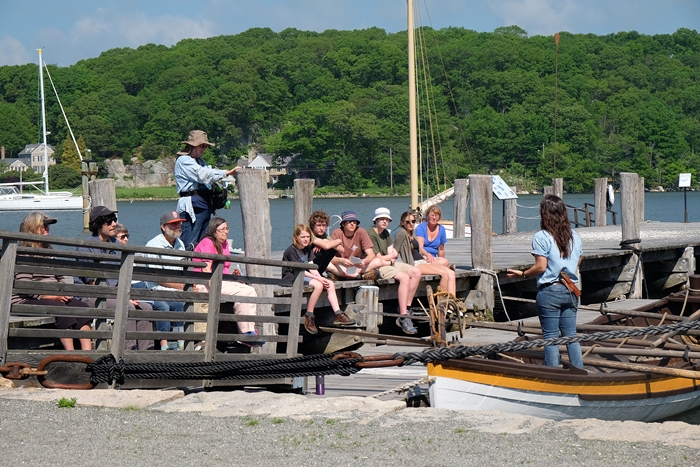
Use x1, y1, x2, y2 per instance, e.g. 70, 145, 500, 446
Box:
2, 394, 699, 467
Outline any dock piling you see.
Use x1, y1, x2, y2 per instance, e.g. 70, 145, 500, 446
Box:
293, 178, 315, 227
469, 174, 495, 313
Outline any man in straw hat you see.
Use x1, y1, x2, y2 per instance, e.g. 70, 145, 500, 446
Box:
174, 130, 240, 250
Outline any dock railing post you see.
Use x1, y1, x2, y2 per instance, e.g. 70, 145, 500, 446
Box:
544, 186, 553, 196
620, 172, 643, 299
0, 241, 18, 365
469, 174, 495, 313
638, 176, 645, 221
594, 178, 607, 227
238, 169, 277, 354
356, 285, 379, 347
293, 178, 315, 227
504, 186, 517, 234
88, 179, 117, 211
453, 179, 468, 238
553, 178, 563, 199
81, 161, 90, 230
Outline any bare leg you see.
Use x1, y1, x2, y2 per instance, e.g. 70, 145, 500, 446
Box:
60, 337, 75, 350
325, 280, 340, 311
406, 266, 421, 305
418, 263, 456, 296
79, 324, 92, 350
433, 257, 450, 267
306, 279, 323, 315
394, 272, 410, 315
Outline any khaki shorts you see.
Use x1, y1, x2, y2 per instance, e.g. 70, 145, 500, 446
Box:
378, 261, 413, 280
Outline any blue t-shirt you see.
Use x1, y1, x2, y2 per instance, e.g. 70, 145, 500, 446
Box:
531, 229, 583, 287
415, 222, 447, 256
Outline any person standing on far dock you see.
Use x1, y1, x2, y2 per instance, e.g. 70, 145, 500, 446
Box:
507, 194, 584, 369
175, 130, 240, 250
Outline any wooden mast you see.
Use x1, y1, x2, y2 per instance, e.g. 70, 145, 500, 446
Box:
408, 0, 418, 210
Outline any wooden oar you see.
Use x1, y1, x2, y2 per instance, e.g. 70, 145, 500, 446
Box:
574, 345, 700, 360
563, 357, 700, 380
651, 307, 700, 348
584, 307, 686, 322
317, 326, 431, 346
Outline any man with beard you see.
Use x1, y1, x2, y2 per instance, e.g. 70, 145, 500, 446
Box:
140, 211, 188, 350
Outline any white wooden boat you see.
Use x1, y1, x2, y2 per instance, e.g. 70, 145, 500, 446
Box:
428, 292, 700, 421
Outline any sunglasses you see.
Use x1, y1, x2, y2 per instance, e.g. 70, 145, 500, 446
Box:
405, 219, 416, 224
99, 214, 117, 225
117, 234, 129, 240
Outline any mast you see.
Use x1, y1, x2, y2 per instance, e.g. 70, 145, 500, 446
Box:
408, 0, 418, 210
38, 49, 49, 194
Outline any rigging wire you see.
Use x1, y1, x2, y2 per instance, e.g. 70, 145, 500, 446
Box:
42, 59, 83, 161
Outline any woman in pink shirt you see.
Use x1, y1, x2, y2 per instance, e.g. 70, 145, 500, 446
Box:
193, 217, 259, 343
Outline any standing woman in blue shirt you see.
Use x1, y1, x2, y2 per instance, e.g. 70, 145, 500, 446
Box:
507, 194, 584, 369
175, 130, 239, 250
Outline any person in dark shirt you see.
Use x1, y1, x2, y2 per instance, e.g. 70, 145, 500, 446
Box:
282, 224, 354, 334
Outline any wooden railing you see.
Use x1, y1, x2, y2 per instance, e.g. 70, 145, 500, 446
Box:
0, 230, 314, 389
567, 203, 617, 228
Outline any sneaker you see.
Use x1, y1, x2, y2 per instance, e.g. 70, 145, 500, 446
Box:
176, 340, 185, 351
194, 341, 205, 351
333, 311, 356, 326
304, 314, 318, 334
361, 270, 377, 281
397, 316, 417, 335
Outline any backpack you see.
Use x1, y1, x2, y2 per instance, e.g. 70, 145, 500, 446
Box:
211, 181, 228, 210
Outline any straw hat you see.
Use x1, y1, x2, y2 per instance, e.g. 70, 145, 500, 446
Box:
177, 130, 214, 155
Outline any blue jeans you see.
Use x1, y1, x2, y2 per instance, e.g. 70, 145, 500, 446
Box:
536, 283, 584, 369
131, 282, 185, 332
180, 207, 212, 250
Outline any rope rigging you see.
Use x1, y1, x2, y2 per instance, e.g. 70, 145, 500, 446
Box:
393, 319, 700, 365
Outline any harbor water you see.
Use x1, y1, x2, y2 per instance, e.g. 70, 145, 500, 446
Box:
0, 191, 699, 252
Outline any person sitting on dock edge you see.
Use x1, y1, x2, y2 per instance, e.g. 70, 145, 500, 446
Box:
282, 224, 355, 333
75, 206, 154, 351
330, 210, 389, 280
12, 212, 92, 351
308, 210, 344, 279
367, 207, 420, 335
138, 212, 189, 350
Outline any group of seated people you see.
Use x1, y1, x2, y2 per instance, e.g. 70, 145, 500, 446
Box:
11, 203, 458, 349
282, 206, 456, 336
11, 206, 261, 351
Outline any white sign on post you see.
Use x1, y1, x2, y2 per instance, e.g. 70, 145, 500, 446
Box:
492, 175, 518, 200
679, 173, 692, 188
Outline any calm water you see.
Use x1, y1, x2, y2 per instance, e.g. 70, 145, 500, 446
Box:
1, 191, 699, 252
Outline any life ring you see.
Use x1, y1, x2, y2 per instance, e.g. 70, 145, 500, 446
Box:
606, 184, 615, 208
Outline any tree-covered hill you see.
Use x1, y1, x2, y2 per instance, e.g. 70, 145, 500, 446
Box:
0, 26, 698, 192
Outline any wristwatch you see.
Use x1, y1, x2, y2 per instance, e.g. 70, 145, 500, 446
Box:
522, 271, 527, 279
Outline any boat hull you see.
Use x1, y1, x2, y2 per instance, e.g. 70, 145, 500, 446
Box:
0, 194, 83, 211
428, 360, 700, 422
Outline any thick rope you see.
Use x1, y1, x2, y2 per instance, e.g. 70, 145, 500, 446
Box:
394, 319, 700, 365
87, 352, 362, 386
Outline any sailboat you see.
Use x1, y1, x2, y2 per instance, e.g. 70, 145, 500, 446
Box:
0, 49, 83, 211
407, 0, 468, 237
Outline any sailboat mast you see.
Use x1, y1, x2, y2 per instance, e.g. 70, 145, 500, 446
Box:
38, 49, 49, 195
408, 0, 418, 210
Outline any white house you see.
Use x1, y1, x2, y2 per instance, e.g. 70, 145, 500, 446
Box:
17, 143, 56, 173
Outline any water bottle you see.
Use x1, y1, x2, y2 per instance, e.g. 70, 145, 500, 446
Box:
224, 200, 231, 209
315, 375, 325, 395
